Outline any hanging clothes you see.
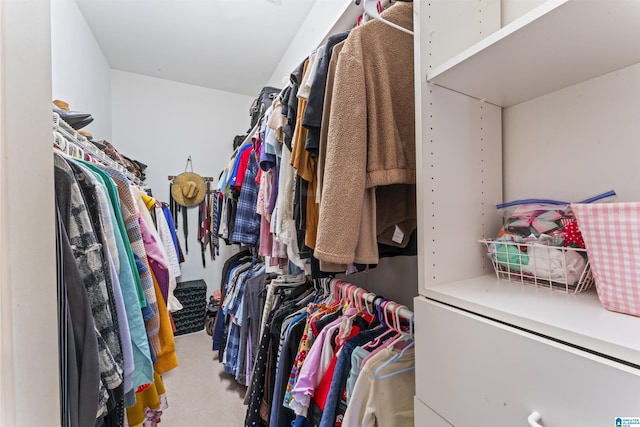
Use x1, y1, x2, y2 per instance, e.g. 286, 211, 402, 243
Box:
212, 5, 416, 281
232, 276, 414, 427
56, 206, 101, 427
208, 7, 419, 426
55, 139, 183, 426
302, 31, 350, 158
341, 346, 415, 427
67, 159, 137, 420
55, 153, 124, 418
232, 146, 261, 246
106, 167, 163, 355
151, 198, 183, 304
314, 2, 416, 266
134, 186, 182, 313
79, 161, 155, 393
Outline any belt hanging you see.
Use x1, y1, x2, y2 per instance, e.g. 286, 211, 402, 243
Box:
182, 207, 188, 254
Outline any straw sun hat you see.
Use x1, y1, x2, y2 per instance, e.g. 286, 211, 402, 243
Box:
171, 172, 206, 207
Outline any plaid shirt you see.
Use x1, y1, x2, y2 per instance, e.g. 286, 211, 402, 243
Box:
223, 320, 241, 377
223, 266, 253, 379
232, 150, 260, 246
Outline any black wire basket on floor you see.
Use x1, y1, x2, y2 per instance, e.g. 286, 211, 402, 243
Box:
172, 280, 208, 336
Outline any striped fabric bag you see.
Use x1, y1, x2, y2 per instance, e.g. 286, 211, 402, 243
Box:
572, 202, 640, 317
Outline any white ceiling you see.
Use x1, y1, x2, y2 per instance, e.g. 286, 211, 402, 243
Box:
75, 0, 319, 96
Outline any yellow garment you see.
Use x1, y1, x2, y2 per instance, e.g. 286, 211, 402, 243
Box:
289, 60, 312, 179
141, 193, 157, 211
150, 271, 179, 375
126, 269, 177, 425
126, 371, 166, 425
289, 59, 320, 249
305, 168, 319, 249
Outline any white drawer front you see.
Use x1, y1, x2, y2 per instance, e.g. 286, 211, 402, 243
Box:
414, 296, 640, 426
414, 396, 453, 427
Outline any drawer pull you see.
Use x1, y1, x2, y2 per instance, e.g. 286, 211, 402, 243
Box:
527, 411, 542, 427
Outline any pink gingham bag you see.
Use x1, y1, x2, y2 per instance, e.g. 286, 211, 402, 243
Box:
571, 202, 640, 317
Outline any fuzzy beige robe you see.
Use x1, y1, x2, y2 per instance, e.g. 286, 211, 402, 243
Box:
315, 2, 415, 265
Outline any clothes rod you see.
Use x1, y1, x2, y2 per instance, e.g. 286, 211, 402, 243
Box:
362, 291, 413, 321
331, 278, 413, 321
168, 175, 214, 182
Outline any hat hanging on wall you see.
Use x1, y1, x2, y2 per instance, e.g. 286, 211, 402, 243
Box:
172, 172, 206, 207
171, 157, 207, 207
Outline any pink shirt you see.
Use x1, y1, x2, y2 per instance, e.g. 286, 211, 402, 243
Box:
289, 308, 356, 417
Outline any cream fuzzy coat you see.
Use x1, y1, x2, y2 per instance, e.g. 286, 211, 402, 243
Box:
315, 2, 415, 265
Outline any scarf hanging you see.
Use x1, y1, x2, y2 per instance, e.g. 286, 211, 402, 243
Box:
207, 192, 218, 260
198, 190, 206, 267
169, 183, 176, 230
182, 206, 188, 254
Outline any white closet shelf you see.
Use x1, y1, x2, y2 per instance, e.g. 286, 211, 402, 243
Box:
421, 274, 640, 369
426, 0, 640, 107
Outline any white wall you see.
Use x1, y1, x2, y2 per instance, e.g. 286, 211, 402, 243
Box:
51, 0, 113, 140
339, 257, 418, 309
111, 70, 255, 297
268, 0, 356, 87
502, 0, 546, 26
1, 0, 59, 424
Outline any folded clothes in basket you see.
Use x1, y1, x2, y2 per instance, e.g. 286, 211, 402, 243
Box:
486, 234, 587, 286
481, 193, 615, 293
521, 244, 587, 286
489, 236, 528, 271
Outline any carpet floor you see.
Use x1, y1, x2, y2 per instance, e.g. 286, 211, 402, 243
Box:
159, 330, 248, 426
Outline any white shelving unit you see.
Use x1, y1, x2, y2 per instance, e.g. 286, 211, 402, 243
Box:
428, 0, 640, 107
413, 0, 640, 424
425, 275, 640, 367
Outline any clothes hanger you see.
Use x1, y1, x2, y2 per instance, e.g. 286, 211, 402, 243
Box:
347, 285, 367, 321
373, 346, 415, 380
313, 278, 342, 315
356, 288, 376, 317
357, 290, 370, 315
374, 298, 388, 328
391, 302, 407, 332
53, 131, 67, 151
71, 142, 84, 160
363, 300, 401, 348
374, 311, 415, 380
363, 0, 413, 36
321, 278, 332, 300
324, 278, 337, 307
361, 322, 396, 351
332, 279, 347, 309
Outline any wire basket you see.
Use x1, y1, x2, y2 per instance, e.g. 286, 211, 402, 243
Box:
480, 239, 595, 294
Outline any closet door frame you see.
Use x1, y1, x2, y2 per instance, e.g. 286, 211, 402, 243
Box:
0, 2, 6, 421
0, 0, 59, 424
